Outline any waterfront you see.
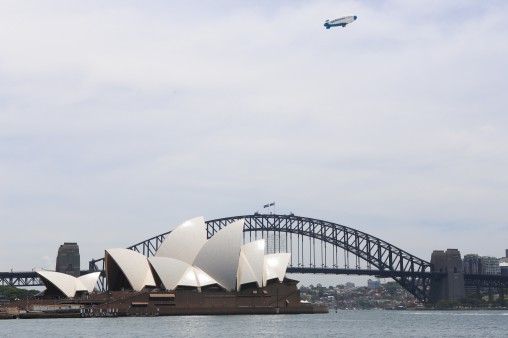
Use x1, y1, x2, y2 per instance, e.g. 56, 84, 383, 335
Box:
1, 310, 507, 337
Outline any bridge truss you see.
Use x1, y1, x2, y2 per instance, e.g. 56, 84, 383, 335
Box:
207, 214, 436, 302
0, 271, 42, 287
464, 274, 508, 289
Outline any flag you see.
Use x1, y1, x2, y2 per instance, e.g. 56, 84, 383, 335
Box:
269, 202, 275, 206
263, 204, 269, 208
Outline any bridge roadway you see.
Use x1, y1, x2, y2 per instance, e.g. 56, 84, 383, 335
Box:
2, 269, 507, 292
2, 214, 508, 302
0, 268, 437, 287
0, 269, 441, 287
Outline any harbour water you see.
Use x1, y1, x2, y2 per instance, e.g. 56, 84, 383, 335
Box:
1, 310, 507, 337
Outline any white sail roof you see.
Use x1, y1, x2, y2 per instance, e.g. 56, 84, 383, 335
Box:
105, 248, 155, 291
173, 266, 218, 288
176, 266, 201, 287
193, 266, 219, 287
36, 270, 79, 298
155, 216, 208, 265
77, 272, 101, 293
149, 257, 193, 290
263, 253, 291, 285
193, 219, 244, 291
237, 252, 257, 289
35, 270, 100, 298
149, 257, 220, 290
237, 239, 265, 289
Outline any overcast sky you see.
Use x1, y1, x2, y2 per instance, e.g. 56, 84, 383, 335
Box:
1, 1, 507, 286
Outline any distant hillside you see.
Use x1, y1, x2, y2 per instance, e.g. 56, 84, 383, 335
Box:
0, 286, 39, 301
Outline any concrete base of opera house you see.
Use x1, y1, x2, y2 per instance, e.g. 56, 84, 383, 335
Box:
4, 280, 328, 318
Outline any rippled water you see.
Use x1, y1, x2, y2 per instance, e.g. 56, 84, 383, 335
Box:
1, 310, 507, 337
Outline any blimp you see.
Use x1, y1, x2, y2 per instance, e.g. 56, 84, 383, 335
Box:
324, 16, 357, 29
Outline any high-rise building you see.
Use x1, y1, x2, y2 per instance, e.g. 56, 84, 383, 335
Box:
500, 263, 508, 276
55, 242, 80, 277
480, 256, 500, 275
266, 231, 286, 254
463, 254, 502, 297
463, 254, 480, 274
463, 254, 480, 296
463, 254, 501, 275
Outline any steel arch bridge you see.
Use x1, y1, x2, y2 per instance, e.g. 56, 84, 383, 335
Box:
207, 214, 436, 302
88, 214, 438, 302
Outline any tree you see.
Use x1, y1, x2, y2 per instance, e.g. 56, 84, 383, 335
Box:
383, 282, 400, 297
493, 297, 507, 307
0, 286, 39, 301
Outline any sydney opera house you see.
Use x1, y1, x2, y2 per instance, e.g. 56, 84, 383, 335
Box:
17, 217, 326, 316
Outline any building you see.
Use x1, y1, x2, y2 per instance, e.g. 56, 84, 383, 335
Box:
105, 216, 291, 292
499, 250, 508, 264
480, 256, 501, 275
463, 254, 501, 275
10, 216, 328, 316
500, 263, 508, 276
367, 279, 381, 289
36, 217, 293, 299
463, 254, 480, 296
463, 254, 480, 274
55, 242, 80, 277
463, 253, 502, 297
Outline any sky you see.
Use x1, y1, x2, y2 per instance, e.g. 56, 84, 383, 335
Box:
1, 0, 507, 286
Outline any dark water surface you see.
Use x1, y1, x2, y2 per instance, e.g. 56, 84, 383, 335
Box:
1, 310, 507, 337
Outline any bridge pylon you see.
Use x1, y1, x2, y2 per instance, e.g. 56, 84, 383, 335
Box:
429, 249, 465, 303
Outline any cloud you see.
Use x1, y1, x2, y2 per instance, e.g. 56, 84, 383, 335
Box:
1, 1, 507, 276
